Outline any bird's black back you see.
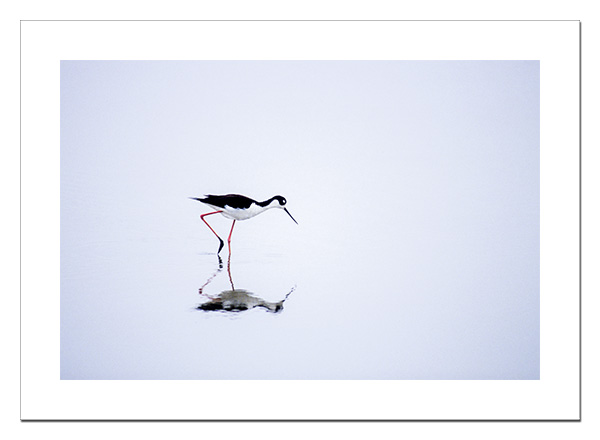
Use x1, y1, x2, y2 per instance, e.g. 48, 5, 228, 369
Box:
197, 194, 257, 209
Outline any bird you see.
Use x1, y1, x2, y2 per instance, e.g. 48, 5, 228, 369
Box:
190, 194, 298, 253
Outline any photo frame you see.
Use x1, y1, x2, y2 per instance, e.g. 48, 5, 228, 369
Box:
20, 20, 580, 420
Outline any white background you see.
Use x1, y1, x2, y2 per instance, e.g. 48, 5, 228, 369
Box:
3, 1, 599, 439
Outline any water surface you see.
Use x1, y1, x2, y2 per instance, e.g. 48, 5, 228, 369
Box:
60, 60, 539, 379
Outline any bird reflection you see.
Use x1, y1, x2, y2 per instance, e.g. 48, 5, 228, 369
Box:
197, 252, 294, 314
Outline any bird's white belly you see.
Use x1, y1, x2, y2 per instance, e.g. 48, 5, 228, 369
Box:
214, 204, 266, 221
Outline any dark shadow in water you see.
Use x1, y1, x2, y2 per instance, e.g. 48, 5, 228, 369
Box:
197, 252, 295, 314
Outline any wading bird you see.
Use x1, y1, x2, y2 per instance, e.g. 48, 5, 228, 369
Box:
190, 194, 298, 253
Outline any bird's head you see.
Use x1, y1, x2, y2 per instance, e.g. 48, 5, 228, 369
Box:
272, 195, 287, 207
271, 195, 297, 224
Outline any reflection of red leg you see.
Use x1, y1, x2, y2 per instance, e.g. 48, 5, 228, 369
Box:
226, 221, 236, 289
227, 250, 235, 290
227, 220, 236, 250
200, 211, 224, 253
199, 256, 223, 295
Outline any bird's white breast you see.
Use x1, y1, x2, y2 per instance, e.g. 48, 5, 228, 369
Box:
218, 203, 268, 221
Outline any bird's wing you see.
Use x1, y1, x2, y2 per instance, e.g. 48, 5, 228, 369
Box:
202, 194, 256, 209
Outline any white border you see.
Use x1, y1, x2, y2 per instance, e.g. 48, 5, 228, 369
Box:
21, 21, 579, 420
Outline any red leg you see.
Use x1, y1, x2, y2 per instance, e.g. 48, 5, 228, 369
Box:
200, 211, 224, 253
227, 220, 236, 250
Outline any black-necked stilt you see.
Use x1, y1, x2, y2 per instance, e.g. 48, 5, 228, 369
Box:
190, 194, 298, 253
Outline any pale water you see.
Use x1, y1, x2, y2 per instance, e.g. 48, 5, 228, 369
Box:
60, 60, 539, 379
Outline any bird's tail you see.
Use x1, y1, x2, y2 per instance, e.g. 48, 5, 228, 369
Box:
189, 197, 206, 202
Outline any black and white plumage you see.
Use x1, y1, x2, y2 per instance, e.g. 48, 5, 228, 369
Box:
190, 194, 297, 253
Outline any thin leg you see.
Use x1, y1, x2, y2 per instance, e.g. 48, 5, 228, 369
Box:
200, 211, 224, 253
227, 220, 236, 251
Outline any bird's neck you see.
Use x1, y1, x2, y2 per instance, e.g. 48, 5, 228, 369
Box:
256, 197, 278, 208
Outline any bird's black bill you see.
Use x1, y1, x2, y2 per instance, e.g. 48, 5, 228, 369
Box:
284, 208, 298, 224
